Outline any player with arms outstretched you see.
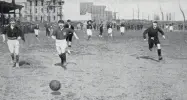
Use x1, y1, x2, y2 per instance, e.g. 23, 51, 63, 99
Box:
143, 21, 166, 61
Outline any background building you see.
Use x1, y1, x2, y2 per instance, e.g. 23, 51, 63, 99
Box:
15, 0, 65, 22
63, 0, 91, 21
80, 2, 117, 23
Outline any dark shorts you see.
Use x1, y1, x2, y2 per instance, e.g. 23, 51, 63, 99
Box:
148, 37, 160, 49
66, 33, 73, 42
46, 31, 50, 36
100, 28, 103, 35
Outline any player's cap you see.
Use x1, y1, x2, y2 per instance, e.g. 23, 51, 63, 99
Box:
67, 19, 71, 22
58, 20, 64, 23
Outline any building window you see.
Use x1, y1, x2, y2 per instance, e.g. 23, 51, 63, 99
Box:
41, 8, 43, 13
35, 16, 37, 21
47, 8, 49, 13
35, 8, 37, 13
35, 0, 38, 6
41, 0, 44, 6
53, 8, 55, 13
54, 16, 56, 20
30, 1, 32, 6
53, 0, 56, 5
30, 8, 32, 13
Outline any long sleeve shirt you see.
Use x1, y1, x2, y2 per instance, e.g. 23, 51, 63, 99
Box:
143, 26, 164, 39
3, 25, 22, 40
52, 27, 74, 40
99, 24, 104, 29
87, 24, 92, 29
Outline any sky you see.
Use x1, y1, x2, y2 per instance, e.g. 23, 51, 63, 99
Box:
3, 0, 187, 21
79, 0, 187, 20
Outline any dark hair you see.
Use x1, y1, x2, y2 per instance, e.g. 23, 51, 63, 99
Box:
67, 19, 71, 22
58, 20, 64, 23
153, 21, 158, 23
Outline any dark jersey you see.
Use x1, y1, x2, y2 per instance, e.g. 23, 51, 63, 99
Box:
99, 23, 104, 29
45, 24, 50, 32
87, 24, 92, 29
52, 27, 74, 40
3, 25, 21, 39
64, 24, 74, 35
143, 26, 164, 39
121, 23, 125, 27
64, 24, 74, 30
35, 25, 39, 29
107, 24, 112, 29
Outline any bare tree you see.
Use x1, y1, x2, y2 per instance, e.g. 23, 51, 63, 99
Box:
179, 0, 186, 31
137, 4, 140, 20
46, 0, 53, 22
133, 8, 134, 20
159, 4, 164, 21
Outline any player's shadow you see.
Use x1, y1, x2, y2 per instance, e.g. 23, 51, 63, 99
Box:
54, 63, 67, 70
19, 61, 31, 66
51, 91, 61, 95
137, 56, 159, 62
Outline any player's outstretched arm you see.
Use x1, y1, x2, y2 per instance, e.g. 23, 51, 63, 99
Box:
2, 34, 5, 43
158, 27, 165, 39
143, 28, 149, 40
51, 29, 57, 39
73, 32, 79, 39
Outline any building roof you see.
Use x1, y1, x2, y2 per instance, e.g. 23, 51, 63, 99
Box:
0, 1, 23, 13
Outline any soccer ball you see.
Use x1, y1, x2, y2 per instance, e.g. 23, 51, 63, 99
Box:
49, 80, 61, 91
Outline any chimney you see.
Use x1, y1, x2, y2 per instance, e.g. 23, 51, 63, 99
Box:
12, 0, 15, 5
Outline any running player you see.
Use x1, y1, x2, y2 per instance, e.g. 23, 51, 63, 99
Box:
169, 24, 174, 32
51, 20, 78, 67
120, 23, 125, 35
45, 23, 50, 38
65, 20, 75, 47
99, 21, 104, 37
107, 22, 113, 38
143, 21, 166, 60
2, 18, 22, 68
86, 20, 93, 40
34, 24, 39, 38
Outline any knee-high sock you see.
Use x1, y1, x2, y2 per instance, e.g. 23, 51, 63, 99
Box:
62, 53, 66, 63
16, 55, 19, 63
157, 49, 161, 56
11, 53, 14, 61
59, 54, 63, 63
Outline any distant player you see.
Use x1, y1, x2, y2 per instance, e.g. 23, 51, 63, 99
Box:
45, 23, 50, 38
165, 24, 169, 32
65, 20, 74, 47
120, 23, 125, 35
86, 20, 93, 40
51, 20, 78, 67
2, 18, 22, 68
143, 21, 166, 60
34, 24, 39, 38
99, 21, 104, 37
169, 24, 174, 32
49, 25, 54, 36
107, 22, 113, 37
